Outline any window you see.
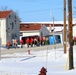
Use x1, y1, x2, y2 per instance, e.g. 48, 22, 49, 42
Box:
15, 20, 16, 24
15, 15, 16, 19
12, 34, 15, 39
15, 33, 17, 37
9, 15, 11, 18
20, 32, 23, 36
12, 22, 14, 29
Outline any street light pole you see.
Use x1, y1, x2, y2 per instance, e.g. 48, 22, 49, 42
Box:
68, 0, 74, 70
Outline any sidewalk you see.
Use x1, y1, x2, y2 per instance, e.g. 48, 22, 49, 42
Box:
1, 43, 64, 55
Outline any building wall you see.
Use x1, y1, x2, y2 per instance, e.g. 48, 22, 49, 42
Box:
0, 11, 20, 46
20, 25, 49, 39
0, 19, 7, 46
40, 25, 49, 37
23, 31, 39, 37
20, 31, 39, 40
73, 26, 76, 37
6, 12, 20, 45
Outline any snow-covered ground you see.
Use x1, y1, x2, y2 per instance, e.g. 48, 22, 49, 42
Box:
0, 45, 76, 75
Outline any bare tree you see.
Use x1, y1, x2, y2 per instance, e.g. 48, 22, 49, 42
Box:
1, 6, 8, 11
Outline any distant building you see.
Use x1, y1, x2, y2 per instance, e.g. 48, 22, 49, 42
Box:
20, 23, 49, 43
0, 10, 20, 46
20, 23, 49, 37
20, 21, 76, 44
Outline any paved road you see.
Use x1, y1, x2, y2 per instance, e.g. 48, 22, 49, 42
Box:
1, 43, 64, 55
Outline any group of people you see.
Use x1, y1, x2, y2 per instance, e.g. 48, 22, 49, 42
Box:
23, 37, 49, 48
6, 39, 18, 49
6, 37, 50, 49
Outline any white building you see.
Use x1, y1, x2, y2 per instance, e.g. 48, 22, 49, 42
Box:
0, 10, 20, 46
20, 23, 49, 43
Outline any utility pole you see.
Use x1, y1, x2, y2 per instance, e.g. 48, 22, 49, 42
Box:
64, 0, 66, 53
68, 0, 74, 70
53, 16, 56, 59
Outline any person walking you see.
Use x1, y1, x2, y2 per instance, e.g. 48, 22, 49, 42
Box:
20, 39, 24, 48
30, 37, 33, 47
13, 39, 18, 49
34, 37, 37, 46
40, 37, 43, 46
6, 41, 11, 49
26, 38, 30, 47
37, 37, 40, 46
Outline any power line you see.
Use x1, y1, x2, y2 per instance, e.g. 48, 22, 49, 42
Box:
14, 0, 62, 4
19, 7, 63, 13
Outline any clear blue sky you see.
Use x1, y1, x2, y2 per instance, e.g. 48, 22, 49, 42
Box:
0, 0, 76, 22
